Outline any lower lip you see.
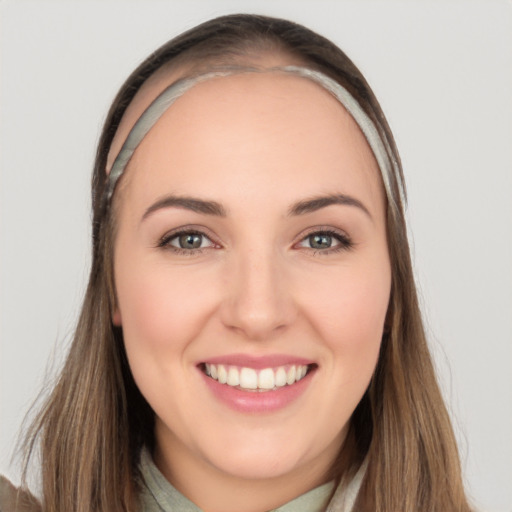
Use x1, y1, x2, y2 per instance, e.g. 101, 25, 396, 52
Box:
200, 368, 314, 413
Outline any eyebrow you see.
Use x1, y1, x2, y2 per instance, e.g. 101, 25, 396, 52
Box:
288, 194, 372, 219
141, 192, 371, 222
142, 195, 227, 221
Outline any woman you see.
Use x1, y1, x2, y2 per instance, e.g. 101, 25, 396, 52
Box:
3, 13, 473, 512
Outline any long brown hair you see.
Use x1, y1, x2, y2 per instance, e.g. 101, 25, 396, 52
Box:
22, 14, 473, 512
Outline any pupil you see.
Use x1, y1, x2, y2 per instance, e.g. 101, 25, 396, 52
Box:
310, 234, 331, 249
179, 233, 202, 249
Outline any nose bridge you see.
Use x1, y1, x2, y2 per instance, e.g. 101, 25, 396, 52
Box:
222, 242, 294, 340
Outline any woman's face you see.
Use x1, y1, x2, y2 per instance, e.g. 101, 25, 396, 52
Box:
113, 72, 391, 492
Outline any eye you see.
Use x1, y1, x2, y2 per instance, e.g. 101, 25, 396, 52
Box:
297, 229, 353, 253
158, 229, 217, 253
304, 233, 336, 250
171, 232, 210, 250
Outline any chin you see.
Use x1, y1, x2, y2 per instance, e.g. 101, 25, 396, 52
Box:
208, 449, 308, 481
199, 426, 333, 482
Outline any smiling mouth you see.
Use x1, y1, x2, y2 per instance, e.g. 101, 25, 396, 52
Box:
200, 363, 316, 392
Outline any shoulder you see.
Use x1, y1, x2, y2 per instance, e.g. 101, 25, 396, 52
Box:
0, 476, 40, 512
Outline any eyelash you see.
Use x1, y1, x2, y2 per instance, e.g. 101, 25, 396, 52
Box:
157, 227, 353, 256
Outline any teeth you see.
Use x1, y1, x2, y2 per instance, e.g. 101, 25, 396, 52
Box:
227, 367, 239, 386
204, 363, 310, 391
275, 367, 287, 387
218, 364, 227, 384
286, 365, 296, 385
240, 368, 258, 389
258, 368, 275, 390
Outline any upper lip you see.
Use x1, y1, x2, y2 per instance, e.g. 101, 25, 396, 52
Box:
199, 353, 315, 369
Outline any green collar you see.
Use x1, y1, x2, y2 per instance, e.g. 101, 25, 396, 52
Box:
139, 449, 335, 512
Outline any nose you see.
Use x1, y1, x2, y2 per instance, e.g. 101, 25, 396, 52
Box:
220, 247, 296, 341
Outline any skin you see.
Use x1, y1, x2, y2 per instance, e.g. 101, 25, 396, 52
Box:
112, 70, 391, 512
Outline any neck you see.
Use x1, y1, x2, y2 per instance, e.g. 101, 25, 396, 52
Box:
153, 429, 343, 512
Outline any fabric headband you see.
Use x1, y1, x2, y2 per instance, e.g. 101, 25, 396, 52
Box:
106, 65, 400, 215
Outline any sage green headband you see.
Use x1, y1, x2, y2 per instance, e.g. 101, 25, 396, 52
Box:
106, 65, 400, 215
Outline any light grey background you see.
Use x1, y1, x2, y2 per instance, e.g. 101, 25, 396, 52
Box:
1, 1, 511, 511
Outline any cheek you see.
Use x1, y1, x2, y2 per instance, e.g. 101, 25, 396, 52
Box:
300, 259, 390, 367
115, 258, 222, 357
115, 261, 224, 417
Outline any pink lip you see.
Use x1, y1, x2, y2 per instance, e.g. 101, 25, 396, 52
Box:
200, 353, 314, 369
198, 360, 316, 414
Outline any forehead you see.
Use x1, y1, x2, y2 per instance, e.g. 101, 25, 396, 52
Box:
136, 71, 373, 163
106, 64, 189, 173
106, 53, 306, 173
119, 72, 384, 219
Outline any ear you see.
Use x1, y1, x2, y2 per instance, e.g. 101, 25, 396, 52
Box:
112, 307, 122, 326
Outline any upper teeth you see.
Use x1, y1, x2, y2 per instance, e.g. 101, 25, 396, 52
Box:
204, 364, 309, 390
